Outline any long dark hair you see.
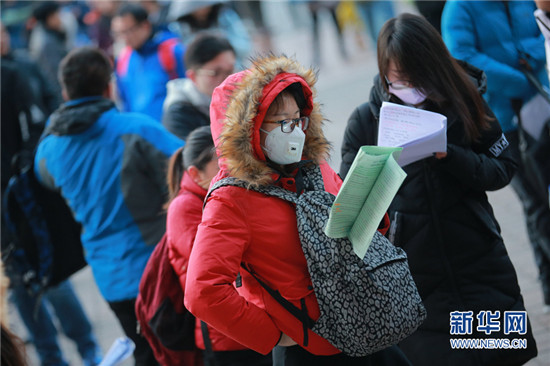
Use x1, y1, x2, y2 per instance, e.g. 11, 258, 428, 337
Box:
1, 325, 27, 366
377, 13, 490, 142
165, 126, 216, 208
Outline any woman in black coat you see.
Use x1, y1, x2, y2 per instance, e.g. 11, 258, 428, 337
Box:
340, 13, 538, 366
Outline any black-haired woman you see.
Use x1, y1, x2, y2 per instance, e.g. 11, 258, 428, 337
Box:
340, 13, 538, 366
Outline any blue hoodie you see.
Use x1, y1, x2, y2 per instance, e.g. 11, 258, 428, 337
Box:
115, 31, 186, 122
35, 97, 184, 301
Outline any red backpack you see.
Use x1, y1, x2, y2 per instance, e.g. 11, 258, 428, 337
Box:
135, 234, 198, 365
116, 38, 180, 80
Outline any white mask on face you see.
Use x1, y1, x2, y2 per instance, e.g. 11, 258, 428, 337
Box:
389, 85, 427, 106
260, 126, 305, 165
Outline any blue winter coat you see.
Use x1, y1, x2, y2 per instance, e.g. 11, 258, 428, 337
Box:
115, 31, 186, 122
35, 97, 184, 302
442, 0, 547, 133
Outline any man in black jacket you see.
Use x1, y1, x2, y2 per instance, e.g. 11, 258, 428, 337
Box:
1, 21, 60, 132
162, 32, 235, 140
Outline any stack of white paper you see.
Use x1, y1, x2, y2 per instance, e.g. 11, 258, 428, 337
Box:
377, 101, 447, 167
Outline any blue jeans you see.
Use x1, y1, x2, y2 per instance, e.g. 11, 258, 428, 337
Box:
356, 1, 396, 46
9, 279, 102, 366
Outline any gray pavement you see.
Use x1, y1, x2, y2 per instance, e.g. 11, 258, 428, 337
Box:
6, 1, 549, 365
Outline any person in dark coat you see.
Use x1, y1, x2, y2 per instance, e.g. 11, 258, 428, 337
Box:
28, 1, 70, 102
340, 13, 538, 366
162, 32, 235, 140
1, 21, 60, 132
1, 60, 35, 191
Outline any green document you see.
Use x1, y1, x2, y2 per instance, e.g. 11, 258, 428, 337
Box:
325, 146, 406, 259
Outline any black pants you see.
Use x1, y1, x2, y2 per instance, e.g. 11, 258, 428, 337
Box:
506, 130, 550, 305
282, 345, 412, 366
108, 298, 159, 366
203, 349, 272, 366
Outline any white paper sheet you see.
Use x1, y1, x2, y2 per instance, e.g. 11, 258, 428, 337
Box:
378, 102, 447, 166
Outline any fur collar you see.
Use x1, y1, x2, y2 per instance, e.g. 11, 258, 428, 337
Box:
213, 55, 331, 187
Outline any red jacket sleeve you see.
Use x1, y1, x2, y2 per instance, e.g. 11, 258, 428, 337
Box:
167, 193, 203, 291
319, 161, 343, 195
184, 189, 281, 355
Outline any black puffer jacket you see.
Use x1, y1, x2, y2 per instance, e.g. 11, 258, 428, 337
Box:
340, 63, 538, 366
162, 78, 210, 140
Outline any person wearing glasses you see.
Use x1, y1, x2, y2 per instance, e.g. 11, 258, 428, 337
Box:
340, 13, 538, 365
162, 32, 236, 141
183, 55, 411, 365
111, 2, 186, 122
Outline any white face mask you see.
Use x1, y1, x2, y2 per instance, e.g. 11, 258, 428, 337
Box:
260, 126, 305, 165
389, 85, 427, 106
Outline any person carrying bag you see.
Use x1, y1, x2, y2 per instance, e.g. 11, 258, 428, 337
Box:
184, 54, 416, 365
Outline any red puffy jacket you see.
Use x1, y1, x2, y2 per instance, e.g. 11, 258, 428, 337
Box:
185, 55, 388, 356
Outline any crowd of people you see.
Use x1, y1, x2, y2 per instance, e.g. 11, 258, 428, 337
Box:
1, 1, 549, 366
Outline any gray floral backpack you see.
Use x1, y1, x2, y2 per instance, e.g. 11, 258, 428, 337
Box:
207, 163, 426, 356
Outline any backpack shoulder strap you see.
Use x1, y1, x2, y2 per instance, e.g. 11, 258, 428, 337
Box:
158, 38, 179, 80
241, 264, 315, 329
202, 172, 323, 345
300, 163, 326, 192
204, 164, 325, 206
204, 177, 298, 210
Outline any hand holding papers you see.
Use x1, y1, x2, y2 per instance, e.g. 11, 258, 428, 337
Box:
325, 146, 406, 259
378, 102, 447, 167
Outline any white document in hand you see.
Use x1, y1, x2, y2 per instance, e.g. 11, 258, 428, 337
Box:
378, 101, 447, 167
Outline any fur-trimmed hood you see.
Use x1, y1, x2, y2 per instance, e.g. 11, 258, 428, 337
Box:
210, 55, 330, 186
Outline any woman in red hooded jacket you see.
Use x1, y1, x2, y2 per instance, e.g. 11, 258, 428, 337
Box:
166, 126, 272, 366
184, 55, 406, 365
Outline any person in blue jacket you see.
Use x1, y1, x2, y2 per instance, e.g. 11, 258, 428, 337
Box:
34, 46, 184, 366
112, 2, 186, 122
442, 0, 550, 313
1, 55, 103, 366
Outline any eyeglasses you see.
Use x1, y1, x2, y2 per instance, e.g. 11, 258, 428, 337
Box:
385, 76, 413, 90
111, 23, 141, 38
264, 117, 309, 133
196, 68, 234, 78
